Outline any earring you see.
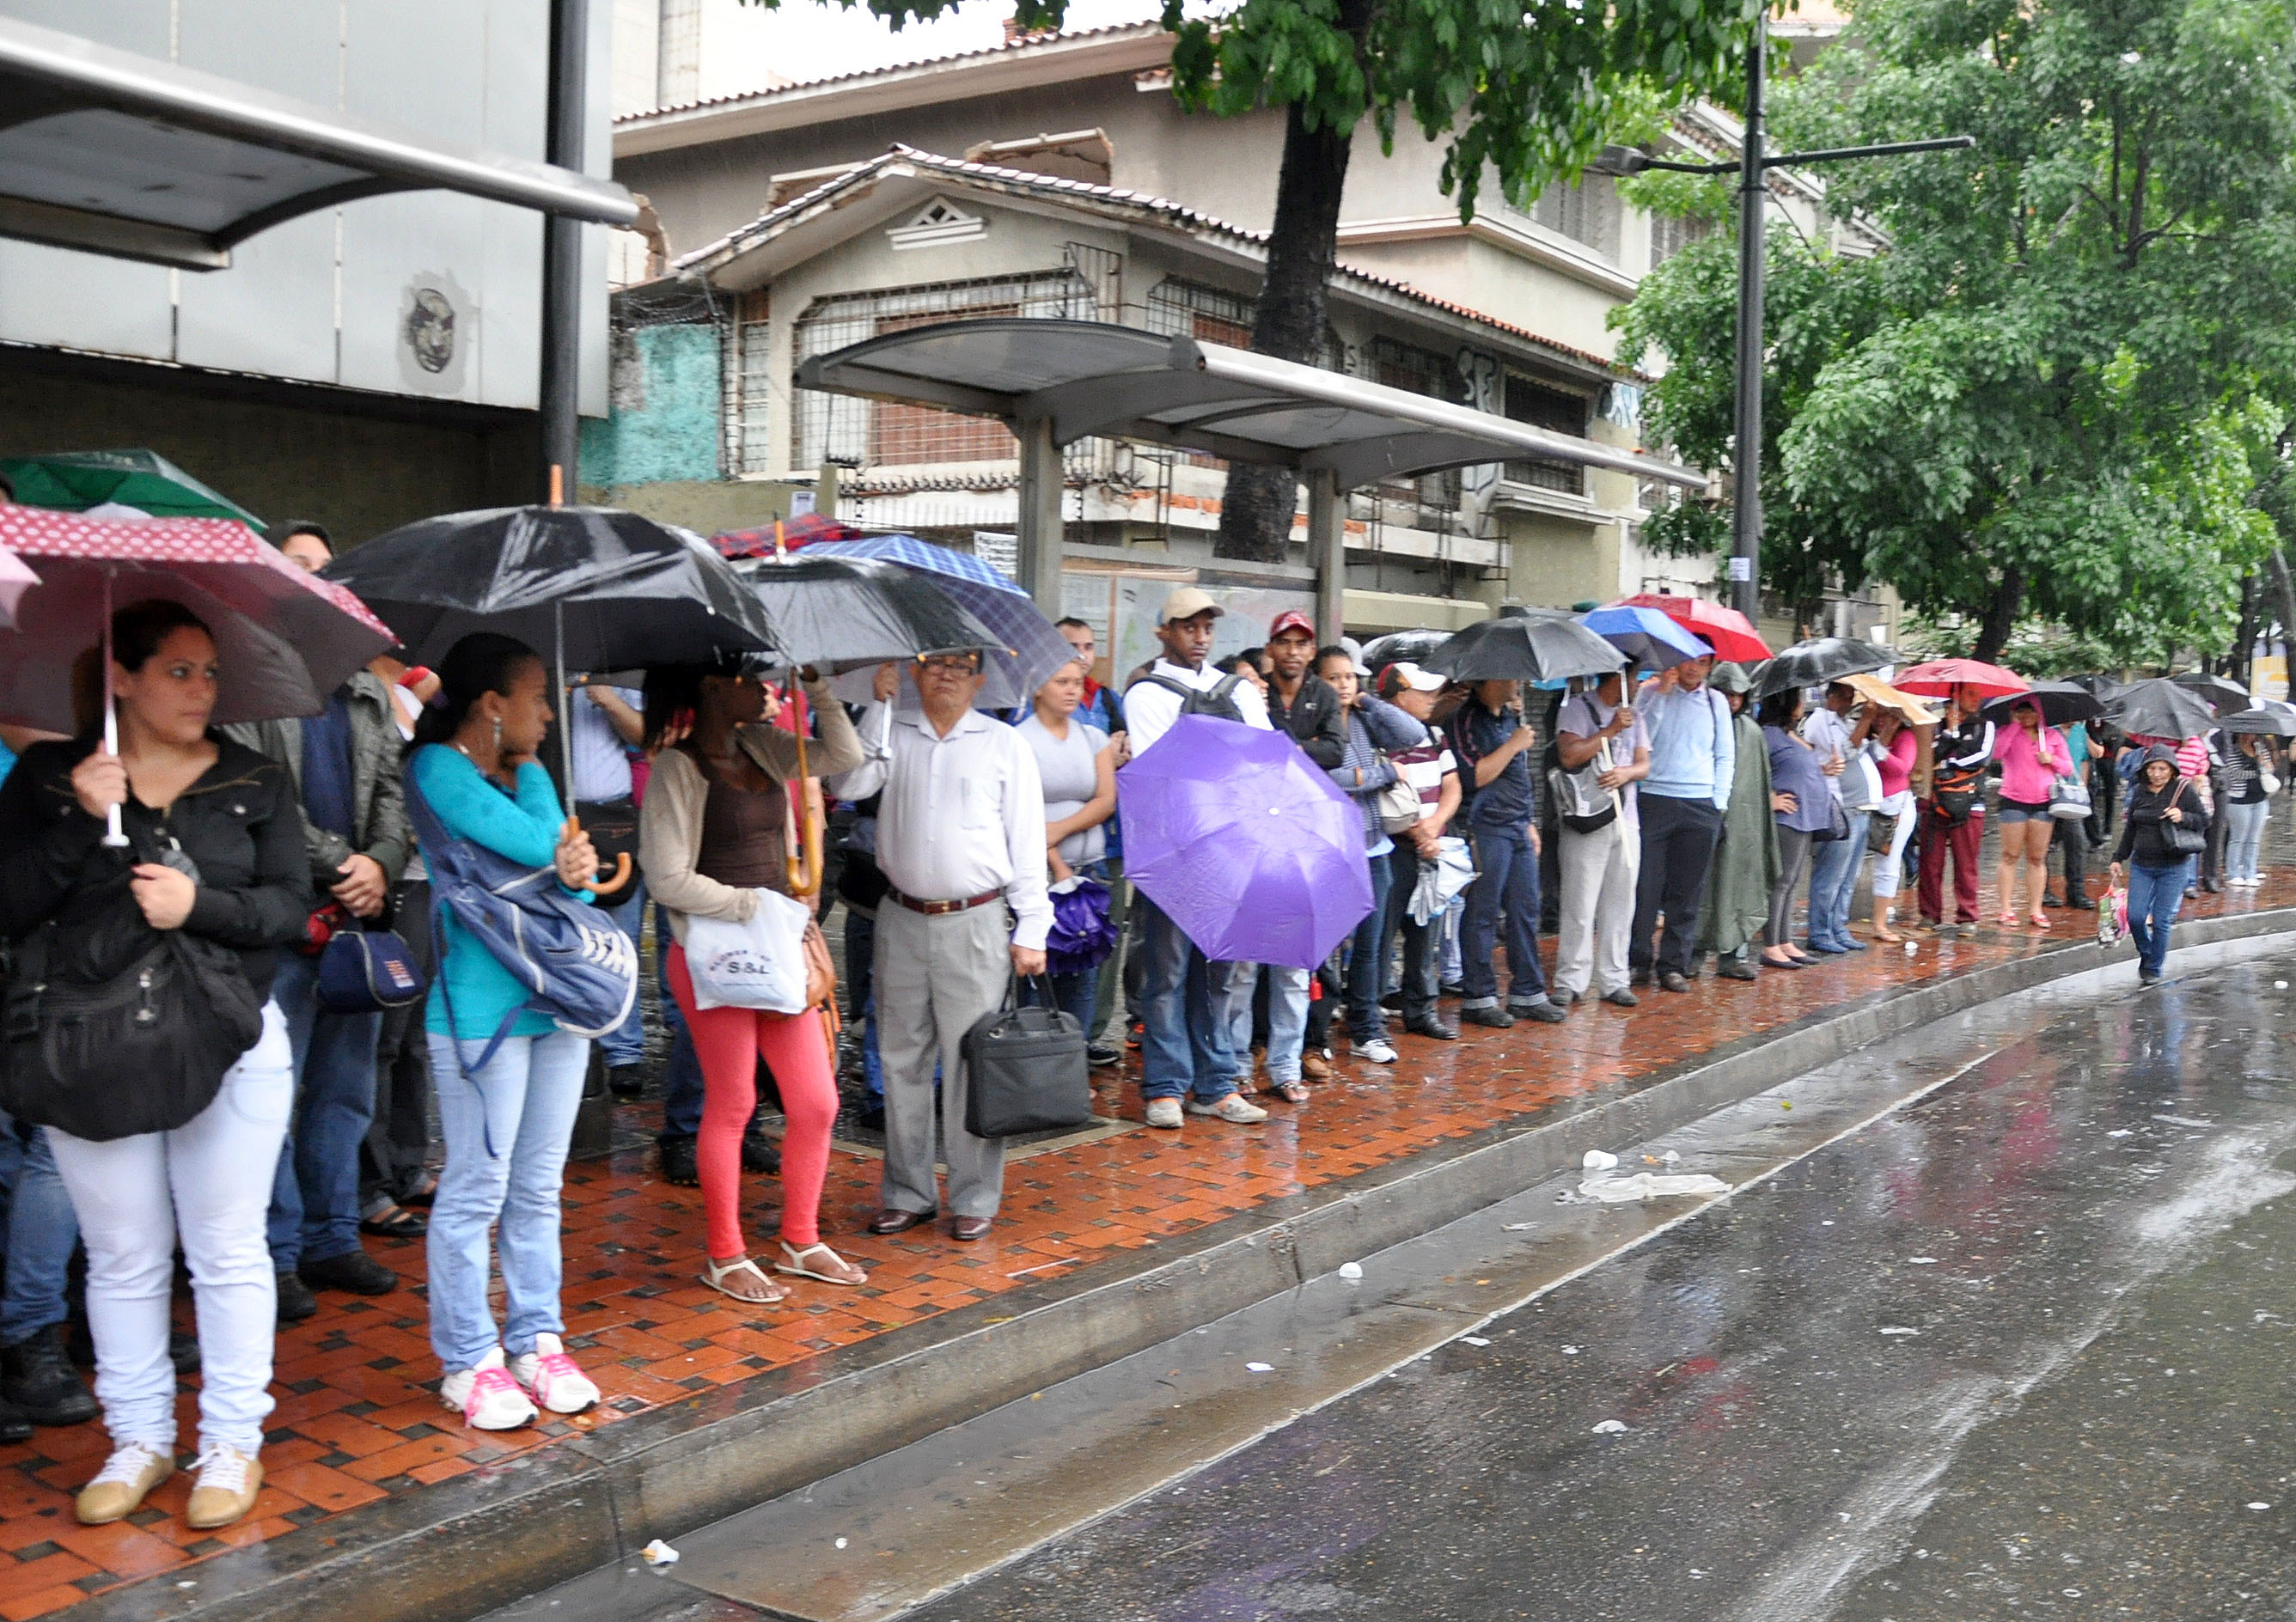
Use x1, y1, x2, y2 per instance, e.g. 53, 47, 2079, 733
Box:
492, 716, 503, 747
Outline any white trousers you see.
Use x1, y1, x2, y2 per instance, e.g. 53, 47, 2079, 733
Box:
1555, 820, 1638, 997
49, 1001, 293, 1459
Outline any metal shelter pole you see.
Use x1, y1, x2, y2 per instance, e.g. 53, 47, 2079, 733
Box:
1016, 414, 1065, 620
1310, 471, 1346, 642
539, 0, 588, 503
1728, 11, 1767, 625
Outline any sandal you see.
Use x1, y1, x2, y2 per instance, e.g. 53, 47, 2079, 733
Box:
358, 1202, 428, 1240
2029, 912, 2049, 930
777, 1241, 867, 1286
1264, 1079, 1311, 1105
700, 1254, 789, 1304
1996, 910, 2018, 926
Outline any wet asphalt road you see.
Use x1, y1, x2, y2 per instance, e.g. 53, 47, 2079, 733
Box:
905, 954, 2296, 1622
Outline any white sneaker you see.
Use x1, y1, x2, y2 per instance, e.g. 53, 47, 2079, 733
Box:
440, 1347, 538, 1430
1144, 1098, 1183, 1129
1357, 1039, 1399, 1064
509, 1333, 601, 1415
1186, 1093, 1268, 1124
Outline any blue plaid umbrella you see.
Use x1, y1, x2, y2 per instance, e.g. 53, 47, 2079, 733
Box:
803, 534, 1076, 710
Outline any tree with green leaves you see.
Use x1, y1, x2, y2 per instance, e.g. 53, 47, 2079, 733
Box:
754, 0, 1762, 563
1617, 0, 2296, 664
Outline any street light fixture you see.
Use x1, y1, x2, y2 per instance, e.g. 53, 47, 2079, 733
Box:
1593, 18, 1974, 623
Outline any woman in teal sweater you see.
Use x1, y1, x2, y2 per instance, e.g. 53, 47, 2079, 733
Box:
406, 633, 604, 1431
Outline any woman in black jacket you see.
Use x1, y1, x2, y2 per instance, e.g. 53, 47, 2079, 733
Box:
2110, 743, 2210, 985
0, 600, 309, 1532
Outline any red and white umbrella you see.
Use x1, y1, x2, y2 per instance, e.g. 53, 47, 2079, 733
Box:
0, 544, 37, 628
1609, 593, 1771, 662
0, 505, 395, 840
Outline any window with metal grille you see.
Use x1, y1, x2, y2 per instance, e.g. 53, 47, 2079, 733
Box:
790, 272, 1091, 469
1144, 277, 1255, 348
1649, 210, 1713, 269
1502, 375, 1587, 496
1370, 337, 1465, 511
722, 290, 772, 476
1531, 176, 1623, 261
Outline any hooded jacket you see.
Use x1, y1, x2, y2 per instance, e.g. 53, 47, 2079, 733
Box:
2116, 743, 2211, 868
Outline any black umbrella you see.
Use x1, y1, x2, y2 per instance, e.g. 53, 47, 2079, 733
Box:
734, 555, 1009, 692
1749, 637, 1894, 698
1423, 611, 1623, 684
2104, 676, 2218, 740
2173, 669, 2249, 710
2217, 706, 2296, 736
1980, 679, 2105, 728
1360, 628, 1450, 671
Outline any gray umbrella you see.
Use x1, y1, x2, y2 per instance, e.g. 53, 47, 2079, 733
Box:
2216, 706, 2296, 736
1750, 637, 1895, 698
2172, 669, 2249, 710
2106, 677, 2219, 740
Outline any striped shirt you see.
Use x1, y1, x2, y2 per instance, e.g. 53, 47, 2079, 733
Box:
1393, 737, 1456, 812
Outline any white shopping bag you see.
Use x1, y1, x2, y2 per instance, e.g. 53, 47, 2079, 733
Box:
681, 889, 813, 1012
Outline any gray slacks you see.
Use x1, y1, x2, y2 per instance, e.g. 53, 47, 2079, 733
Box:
875, 900, 1011, 1221
1554, 820, 1636, 998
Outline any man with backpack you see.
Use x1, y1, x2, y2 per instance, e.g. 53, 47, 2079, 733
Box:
1122, 589, 1273, 1130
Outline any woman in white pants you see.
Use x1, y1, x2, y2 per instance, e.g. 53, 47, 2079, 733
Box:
1551, 671, 1652, 1004
0, 601, 310, 1531
1866, 710, 1920, 941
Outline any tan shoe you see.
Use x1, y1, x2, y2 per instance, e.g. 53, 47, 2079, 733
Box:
1300, 1051, 1332, 1080
185, 1445, 263, 1530
76, 1442, 174, 1525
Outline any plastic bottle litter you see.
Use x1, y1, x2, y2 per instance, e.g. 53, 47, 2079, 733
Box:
641, 1540, 681, 1567
1338, 1261, 1364, 1280
1583, 1149, 1619, 1172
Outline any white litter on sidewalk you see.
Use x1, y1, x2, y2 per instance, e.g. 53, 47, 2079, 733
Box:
641, 1540, 681, 1567
1577, 1172, 1731, 1204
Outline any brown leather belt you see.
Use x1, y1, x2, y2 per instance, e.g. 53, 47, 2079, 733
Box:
887, 886, 1004, 917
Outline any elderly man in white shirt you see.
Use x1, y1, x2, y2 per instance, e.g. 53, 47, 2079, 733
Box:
1120, 588, 1274, 1131
830, 650, 1052, 1242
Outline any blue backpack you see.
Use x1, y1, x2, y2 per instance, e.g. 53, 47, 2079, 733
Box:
404, 764, 638, 1079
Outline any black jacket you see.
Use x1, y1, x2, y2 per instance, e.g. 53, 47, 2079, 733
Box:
1266, 674, 1346, 770
0, 735, 314, 1001
2115, 750, 2212, 869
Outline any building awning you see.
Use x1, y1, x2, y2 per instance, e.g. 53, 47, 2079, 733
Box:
796, 319, 1707, 493
0, 14, 638, 271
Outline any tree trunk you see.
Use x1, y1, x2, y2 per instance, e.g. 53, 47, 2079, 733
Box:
1214, 103, 1355, 564
1970, 566, 2024, 664
2231, 573, 2260, 681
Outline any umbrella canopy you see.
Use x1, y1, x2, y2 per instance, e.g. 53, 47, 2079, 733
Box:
0, 544, 37, 628
1750, 637, 1895, 698
1360, 628, 1450, 671
1841, 672, 1938, 725
0, 504, 393, 734
2217, 706, 2296, 736
0, 448, 264, 529
2172, 670, 2249, 710
796, 534, 1075, 709
1576, 605, 1709, 671
712, 512, 866, 555
2106, 676, 2220, 740
735, 555, 1004, 677
1980, 680, 2104, 728
1610, 594, 1770, 662
1118, 715, 1372, 970
1894, 658, 2028, 698
323, 507, 780, 672
1424, 611, 1623, 685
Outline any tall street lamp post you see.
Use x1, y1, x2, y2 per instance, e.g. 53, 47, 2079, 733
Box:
1594, 15, 1972, 623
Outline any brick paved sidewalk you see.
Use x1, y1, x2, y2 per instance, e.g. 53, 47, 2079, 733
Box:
0, 867, 2285, 1619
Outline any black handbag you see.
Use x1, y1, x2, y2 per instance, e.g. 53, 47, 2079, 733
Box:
574, 796, 641, 907
1812, 796, 1851, 844
961, 979, 1091, 1139
2163, 781, 2207, 856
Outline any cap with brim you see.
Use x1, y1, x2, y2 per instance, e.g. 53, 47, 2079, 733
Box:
1267, 609, 1316, 641
1160, 586, 1221, 625
1389, 662, 1445, 693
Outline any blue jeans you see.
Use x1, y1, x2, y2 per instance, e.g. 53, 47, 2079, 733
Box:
1136, 896, 1237, 1104
1344, 851, 1395, 1042
266, 950, 384, 1270
1216, 960, 1310, 1083
1022, 969, 1098, 1038
2127, 858, 2192, 977
654, 906, 707, 1142
597, 884, 648, 1069
1461, 826, 1548, 1008
1805, 810, 1872, 949
424, 1028, 589, 1371
2226, 799, 2269, 882
0, 1113, 76, 1345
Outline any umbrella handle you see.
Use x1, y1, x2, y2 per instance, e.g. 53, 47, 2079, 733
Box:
559, 813, 632, 893
100, 571, 127, 848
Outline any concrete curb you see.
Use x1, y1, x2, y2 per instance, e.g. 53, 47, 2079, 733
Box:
89, 908, 2296, 1622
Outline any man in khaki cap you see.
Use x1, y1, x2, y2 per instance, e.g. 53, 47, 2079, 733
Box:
1120, 588, 1273, 1131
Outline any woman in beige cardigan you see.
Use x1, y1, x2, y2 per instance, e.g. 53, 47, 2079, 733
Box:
640, 664, 865, 1303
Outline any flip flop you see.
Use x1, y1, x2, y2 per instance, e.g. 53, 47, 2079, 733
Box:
1264, 1080, 1311, 1105
777, 1242, 867, 1286
358, 1203, 427, 1240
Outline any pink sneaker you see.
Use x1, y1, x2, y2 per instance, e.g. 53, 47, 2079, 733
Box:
510, 1333, 600, 1415
439, 1347, 537, 1430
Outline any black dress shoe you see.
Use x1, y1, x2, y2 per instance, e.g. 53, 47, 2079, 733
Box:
275, 1271, 318, 1326
607, 1065, 646, 1098
1459, 1004, 1514, 1029
1, 1325, 95, 1427
0, 1395, 32, 1446
1088, 1043, 1122, 1067
1658, 970, 1692, 993
742, 1136, 782, 1176
1510, 1000, 1568, 1024
950, 1216, 994, 1242
1716, 959, 1758, 982
1630, 967, 1653, 987
1380, 991, 1404, 1012
1602, 988, 1640, 1007
868, 1207, 937, 1235
300, 1250, 398, 1296
1404, 1015, 1457, 1040
659, 1135, 699, 1186
1438, 980, 1468, 999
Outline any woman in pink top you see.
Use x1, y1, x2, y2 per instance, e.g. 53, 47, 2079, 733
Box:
1868, 713, 1921, 940
1992, 699, 2073, 928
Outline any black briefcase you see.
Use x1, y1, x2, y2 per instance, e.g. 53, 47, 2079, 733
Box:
962, 981, 1091, 1138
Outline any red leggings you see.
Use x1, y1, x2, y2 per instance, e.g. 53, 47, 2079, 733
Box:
665, 944, 838, 1259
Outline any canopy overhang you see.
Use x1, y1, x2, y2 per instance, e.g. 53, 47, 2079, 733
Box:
797, 319, 1707, 493
0, 14, 638, 271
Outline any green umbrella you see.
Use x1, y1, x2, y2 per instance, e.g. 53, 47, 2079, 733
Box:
0, 449, 264, 530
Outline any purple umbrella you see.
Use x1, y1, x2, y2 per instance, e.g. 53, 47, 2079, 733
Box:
1117, 715, 1373, 970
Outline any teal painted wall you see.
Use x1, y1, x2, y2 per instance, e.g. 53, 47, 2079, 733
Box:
579, 323, 721, 488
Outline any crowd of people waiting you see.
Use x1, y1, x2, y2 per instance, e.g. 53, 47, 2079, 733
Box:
0, 552, 2282, 1534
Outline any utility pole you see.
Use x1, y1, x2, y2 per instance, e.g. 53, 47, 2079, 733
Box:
540, 0, 589, 505
1592, 29, 1971, 625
